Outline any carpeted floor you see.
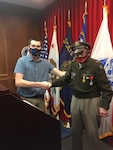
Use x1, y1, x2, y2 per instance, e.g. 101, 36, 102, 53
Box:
102, 135, 113, 147
62, 135, 113, 150
61, 124, 113, 150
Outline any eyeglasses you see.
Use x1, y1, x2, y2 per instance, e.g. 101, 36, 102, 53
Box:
74, 50, 88, 57
75, 51, 84, 56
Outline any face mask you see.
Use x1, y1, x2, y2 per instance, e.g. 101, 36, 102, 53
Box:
29, 48, 41, 56
74, 52, 90, 63
75, 56, 88, 63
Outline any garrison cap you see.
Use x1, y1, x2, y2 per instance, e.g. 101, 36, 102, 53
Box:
71, 41, 91, 53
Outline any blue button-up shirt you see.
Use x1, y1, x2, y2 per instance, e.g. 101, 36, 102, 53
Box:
14, 54, 54, 97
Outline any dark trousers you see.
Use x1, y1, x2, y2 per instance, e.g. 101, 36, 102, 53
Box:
21, 97, 45, 112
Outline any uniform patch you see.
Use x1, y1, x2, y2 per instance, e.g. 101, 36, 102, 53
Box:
99, 64, 103, 69
71, 72, 76, 80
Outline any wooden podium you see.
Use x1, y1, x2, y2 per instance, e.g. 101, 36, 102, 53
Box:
0, 84, 61, 150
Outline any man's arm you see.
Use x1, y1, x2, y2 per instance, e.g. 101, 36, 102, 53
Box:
15, 73, 49, 89
51, 68, 66, 77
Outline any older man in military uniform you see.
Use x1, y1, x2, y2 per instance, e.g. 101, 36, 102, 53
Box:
49, 41, 113, 150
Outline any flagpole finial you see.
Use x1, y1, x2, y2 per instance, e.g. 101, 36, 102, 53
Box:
44, 21, 46, 27
44, 21, 47, 37
85, 1, 87, 13
68, 10, 70, 21
104, 0, 106, 6
44, 21, 47, 29
54, 16, 57, 25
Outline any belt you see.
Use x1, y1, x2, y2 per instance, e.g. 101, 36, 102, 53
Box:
31, 94, 44, 98
21, 95, 44, 99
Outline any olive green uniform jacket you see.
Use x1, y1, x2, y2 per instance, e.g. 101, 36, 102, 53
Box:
52, 58, 113, 110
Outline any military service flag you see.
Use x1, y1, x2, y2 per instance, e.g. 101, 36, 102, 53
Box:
79, 2, 88, 42
59, 20, 73, 123
91, 5, 113, 139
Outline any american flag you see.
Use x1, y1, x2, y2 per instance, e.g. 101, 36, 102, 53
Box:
40, 25, 48, 59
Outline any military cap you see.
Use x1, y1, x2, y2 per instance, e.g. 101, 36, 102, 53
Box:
71, 41, 91, 53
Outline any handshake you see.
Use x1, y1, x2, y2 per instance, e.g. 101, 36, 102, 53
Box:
41, 81, 52, 89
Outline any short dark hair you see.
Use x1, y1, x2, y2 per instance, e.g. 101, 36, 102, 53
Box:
28, 38, 41, 45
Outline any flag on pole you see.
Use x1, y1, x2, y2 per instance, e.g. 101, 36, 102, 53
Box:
59, 19, 73, 123
40, 22, 50, 113
91, 5, 113, 139
48, 23, 60, 116
79, 2, 88, 42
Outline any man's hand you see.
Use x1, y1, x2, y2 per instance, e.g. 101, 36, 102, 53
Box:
99, 107, 109, 118
37, 81, 52, 89
47, 82, 52, 88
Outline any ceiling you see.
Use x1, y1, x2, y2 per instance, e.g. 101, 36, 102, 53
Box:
0, 0, 56, 9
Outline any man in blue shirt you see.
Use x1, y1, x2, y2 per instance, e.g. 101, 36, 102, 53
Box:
14, 38, 65, 112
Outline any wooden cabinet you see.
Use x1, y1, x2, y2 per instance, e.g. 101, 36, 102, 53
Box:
0, 3, 41, 93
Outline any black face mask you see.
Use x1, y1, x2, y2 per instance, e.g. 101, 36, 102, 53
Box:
29, 48, 41, 56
